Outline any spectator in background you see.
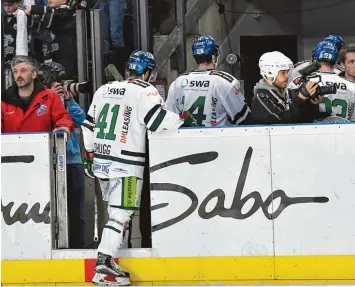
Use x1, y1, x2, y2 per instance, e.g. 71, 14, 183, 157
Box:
3, 0, 28, 89
338, 44, 355, 81
55, 89, 86, 249
101, 0, 126, 75
1, 55, 74, 134
40, 61, 86, 248
25, 0, 79, 78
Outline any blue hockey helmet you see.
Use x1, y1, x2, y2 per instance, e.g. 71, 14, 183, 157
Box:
312, 40, 339, 65
127, 50, 156, 75
324, 34, 345, 51
192, 35, 219, 58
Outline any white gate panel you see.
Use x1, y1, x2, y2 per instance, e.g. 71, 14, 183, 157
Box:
1, 133, 52, 260
270, 124, 355, 256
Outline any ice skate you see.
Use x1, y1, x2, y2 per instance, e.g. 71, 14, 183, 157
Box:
92, 252, 130, 286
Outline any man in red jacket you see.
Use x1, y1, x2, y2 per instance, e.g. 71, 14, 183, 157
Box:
1, 56, 74, 134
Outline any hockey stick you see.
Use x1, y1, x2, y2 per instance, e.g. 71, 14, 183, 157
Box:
104, 64, 124, 83
93, 194, 99, 244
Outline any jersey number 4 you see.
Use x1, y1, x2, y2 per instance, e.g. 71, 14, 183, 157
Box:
188, 96, 206, 126
96, 103, 120, 140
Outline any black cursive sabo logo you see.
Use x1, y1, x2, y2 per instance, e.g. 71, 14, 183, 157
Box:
1, 201, 50, 225
150, 147, 329, 232
1, 154, 50, 225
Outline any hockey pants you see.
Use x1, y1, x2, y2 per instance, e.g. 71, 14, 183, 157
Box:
97, 176, 143, 257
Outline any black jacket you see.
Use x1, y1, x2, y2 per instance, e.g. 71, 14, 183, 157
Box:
251, 79, 317, 124
28, 5, 77, 78
3, 14, 17, 68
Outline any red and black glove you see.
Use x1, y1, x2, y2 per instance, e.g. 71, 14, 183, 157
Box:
179, 111, 199, 127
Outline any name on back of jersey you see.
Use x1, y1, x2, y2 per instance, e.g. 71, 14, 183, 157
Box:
209, 70, 234, 83
94, 143, 111, 155
211, 97, 218, 126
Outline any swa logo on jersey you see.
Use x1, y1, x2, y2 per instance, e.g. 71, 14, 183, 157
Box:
189, 80, 210, 88
108, 88, 126, 95
325, 81, 347, 90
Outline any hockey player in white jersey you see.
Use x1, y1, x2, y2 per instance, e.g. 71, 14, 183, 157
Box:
166, 35, 252, 127
288, 34, 346, 87
81, 51, 188, 286
289, 40, 340, 89
310, 41, 355, 121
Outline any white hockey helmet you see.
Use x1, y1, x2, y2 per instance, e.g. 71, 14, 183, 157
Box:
259, 51, 293, 82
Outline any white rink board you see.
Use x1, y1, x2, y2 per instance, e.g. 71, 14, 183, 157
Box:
1, 133, 52, 260
148, 124, 355, 258
270, 124, 355, 256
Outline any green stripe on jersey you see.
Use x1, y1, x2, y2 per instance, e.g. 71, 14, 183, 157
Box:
104, 225, 121, 234
149, 109, 167, 131
94, 154, 145, 166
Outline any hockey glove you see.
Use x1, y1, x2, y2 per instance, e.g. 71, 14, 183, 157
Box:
83, 150, 95, 178
180, 111, 199, 127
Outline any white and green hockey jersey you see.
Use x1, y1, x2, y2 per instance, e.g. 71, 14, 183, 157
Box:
315, 72, 355, 121
81, 79, 184, 179
288, 61, 345, 90
166, 70, 250, 127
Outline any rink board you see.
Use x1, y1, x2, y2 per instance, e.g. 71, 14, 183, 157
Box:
1, 250, 355, 285
148, 124, 355, 258
2, 126, 355, 285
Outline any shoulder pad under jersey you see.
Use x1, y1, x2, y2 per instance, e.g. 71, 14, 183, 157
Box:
128, 79, 152, 88
209, 70, 234, 83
